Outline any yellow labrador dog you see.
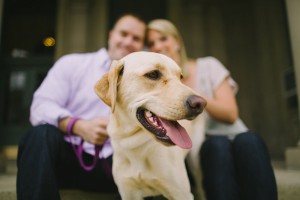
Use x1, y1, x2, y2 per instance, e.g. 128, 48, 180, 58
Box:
94, 51, 206, 200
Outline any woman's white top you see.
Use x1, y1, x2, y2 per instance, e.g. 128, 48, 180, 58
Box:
194, 56, 248, 139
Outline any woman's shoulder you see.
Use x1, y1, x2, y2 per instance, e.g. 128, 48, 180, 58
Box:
196, 56, 228, 74
194, 56, 231, 85
196, 56, 223, 67
196, 56, 217, 61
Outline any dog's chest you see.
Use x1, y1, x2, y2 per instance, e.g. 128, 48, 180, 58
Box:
124, 171, 163, 196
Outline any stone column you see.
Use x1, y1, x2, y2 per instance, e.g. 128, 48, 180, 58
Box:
285, 0, 300, 169
55, 0, 108, 60
0, 0, 5, 174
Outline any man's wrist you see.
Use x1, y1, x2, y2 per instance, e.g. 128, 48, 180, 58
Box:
67, 117, 79, 135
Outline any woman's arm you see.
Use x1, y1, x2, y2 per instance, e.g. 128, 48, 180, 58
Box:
204, 77, 239, 124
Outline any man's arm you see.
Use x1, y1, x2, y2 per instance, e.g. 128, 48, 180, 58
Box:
58, 117, 109, 145
30, 56, 75, 127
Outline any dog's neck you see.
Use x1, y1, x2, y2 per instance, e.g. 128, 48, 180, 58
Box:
108, 108, 152, 150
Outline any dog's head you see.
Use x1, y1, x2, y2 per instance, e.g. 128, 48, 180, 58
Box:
95, 51, 206, 149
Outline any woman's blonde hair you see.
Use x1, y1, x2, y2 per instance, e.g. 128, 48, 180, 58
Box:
147, 19, 189, 77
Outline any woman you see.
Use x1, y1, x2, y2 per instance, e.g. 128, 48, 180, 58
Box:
147, 19, 277, 200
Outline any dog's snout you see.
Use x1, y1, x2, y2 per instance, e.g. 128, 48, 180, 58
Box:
186, 95, 207, 118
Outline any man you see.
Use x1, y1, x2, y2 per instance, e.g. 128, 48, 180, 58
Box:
17, 14, 146, 200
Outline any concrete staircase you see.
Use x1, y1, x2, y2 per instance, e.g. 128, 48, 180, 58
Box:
273, 161, 300, 200
1, 158, 300, 200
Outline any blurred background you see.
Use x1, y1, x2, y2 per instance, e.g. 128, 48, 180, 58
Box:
0, 0, 299, 167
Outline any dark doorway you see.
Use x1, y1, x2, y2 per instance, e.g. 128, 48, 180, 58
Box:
0, 0, 57, 145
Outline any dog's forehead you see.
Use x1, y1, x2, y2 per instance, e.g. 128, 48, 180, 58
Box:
122, 52, 180, 72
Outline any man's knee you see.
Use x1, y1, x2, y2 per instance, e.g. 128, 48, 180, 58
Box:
19, 124, 63, 149
29, 124, 61, 139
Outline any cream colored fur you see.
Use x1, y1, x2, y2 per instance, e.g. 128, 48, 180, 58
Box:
94, 51, 206, 200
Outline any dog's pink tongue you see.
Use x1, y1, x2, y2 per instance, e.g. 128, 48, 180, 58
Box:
160, 119, 192, 149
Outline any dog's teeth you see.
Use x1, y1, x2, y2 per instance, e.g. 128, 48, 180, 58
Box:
146, 111, 152, 117
149, 117, 154, 122
153, 121, 158, 126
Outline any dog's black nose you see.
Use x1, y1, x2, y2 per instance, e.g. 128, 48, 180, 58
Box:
186, 95, 207, 117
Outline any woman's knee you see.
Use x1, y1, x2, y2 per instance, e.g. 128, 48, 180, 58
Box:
233, 131, 266, 149
200, 136, 236, 185
233, 131, 270, 158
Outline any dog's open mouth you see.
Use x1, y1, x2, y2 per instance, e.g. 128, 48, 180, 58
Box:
136, 108, 192, 149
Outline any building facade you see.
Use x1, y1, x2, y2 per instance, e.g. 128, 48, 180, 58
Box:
0, 0, 299, 162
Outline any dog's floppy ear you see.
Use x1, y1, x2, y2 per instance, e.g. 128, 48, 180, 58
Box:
94, 60, 124, 112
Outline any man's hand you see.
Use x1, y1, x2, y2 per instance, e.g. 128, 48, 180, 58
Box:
73, 118, 109, 145
59, 117, 109, 145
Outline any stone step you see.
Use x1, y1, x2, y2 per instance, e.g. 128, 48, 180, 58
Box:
1, 160, 300, 200
276, 169, 300, 200
285, 146, 300, 170
0, 177, 118, 200
0, 159, 118, 200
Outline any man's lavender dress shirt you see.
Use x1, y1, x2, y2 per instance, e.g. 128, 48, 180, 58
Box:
30, 48, 113, 158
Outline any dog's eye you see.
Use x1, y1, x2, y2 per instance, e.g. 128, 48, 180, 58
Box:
144, 70, 161, 80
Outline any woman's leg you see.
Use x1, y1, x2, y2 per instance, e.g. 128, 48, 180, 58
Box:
200, 136, 240, 200
232, 131, 277, 200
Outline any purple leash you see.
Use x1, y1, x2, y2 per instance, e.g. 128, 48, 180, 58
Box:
67, 117, 112, 176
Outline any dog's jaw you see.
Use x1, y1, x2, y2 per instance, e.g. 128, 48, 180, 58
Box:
136, 108, 174, 146
136, 108, 192, 149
